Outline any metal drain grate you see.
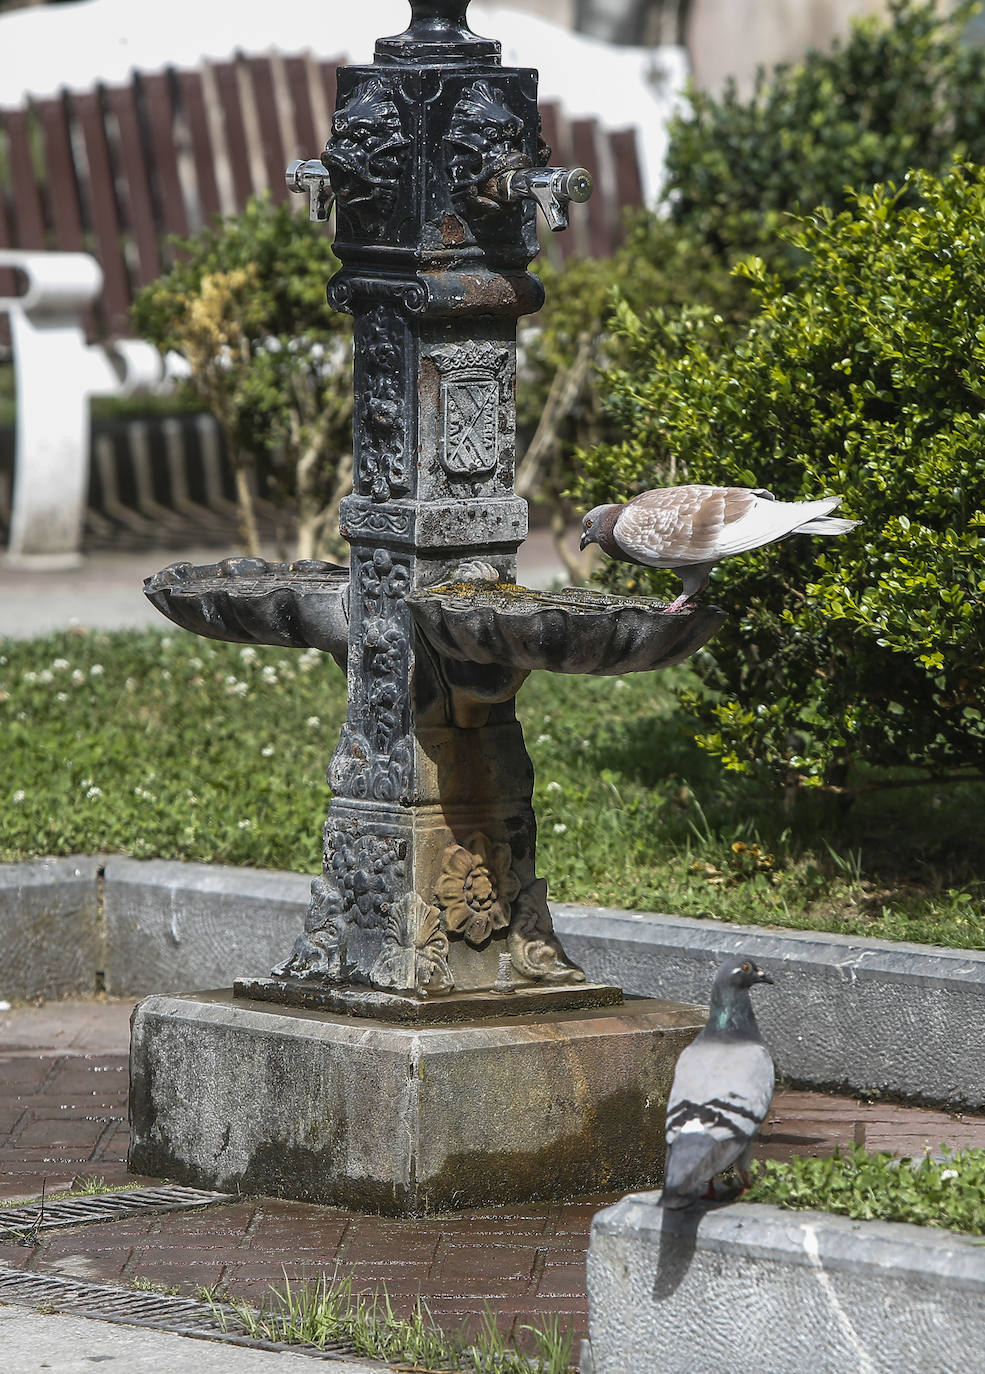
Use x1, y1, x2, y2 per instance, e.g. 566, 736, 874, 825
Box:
0, 1185, 234, 1238
0, 1264, 379, 1363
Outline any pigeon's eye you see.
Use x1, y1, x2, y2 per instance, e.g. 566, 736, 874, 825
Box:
585, 518, 593, 529
741, 962, 751, 972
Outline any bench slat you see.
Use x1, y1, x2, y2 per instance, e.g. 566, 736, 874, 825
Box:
212, 61, 254, 212
108, 84, 163, 284
73, 89, 132, 334
176, 70, 222, 227
248, 55, 290, 204
141, 72, 190, 240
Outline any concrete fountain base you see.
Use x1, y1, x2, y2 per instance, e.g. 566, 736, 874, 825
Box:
128, 990, 702, 1215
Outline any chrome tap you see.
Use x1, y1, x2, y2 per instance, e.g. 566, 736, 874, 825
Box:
481, 165, 593, 231
286, 158, 335, 222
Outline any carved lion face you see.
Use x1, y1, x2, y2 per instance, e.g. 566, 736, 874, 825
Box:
324, 77, 411, 225
445, 80, 528, 205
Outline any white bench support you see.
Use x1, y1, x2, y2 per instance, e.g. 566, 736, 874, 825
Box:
1, 251, 175, 570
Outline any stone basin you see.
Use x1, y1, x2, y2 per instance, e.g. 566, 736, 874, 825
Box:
407, 582, 725, 675
143, 557, 350, 665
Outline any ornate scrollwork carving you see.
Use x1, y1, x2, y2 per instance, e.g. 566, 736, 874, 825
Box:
435, 831, 521, 947
370, 892, 454, 995
508, 877, 586, 983
356, 307, 409, 503
324, 76, 411, 232
273, 874, 346, 979
445, 80, 528, 211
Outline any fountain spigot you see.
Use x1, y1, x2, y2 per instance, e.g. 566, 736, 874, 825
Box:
286, 158, 335, 222
481, 165, 593, 232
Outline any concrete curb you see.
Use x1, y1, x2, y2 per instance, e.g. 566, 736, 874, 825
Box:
2, 857, 984, 1106
585, 1191, 985, 1374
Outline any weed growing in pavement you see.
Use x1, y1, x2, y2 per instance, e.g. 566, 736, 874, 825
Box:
213, 1271, 575, 1372
0, 628, 982, 948
747, 1144, 985, 1234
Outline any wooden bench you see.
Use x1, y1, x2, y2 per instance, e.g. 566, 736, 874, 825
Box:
0, 50, 646, 341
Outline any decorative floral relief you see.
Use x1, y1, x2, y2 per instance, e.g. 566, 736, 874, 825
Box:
356, 308, 409, 503
435, 831, 521, 947
369, 892, 454, 995
323, 76, 410, 232
508, 877, 586, 983
329, 829, 407, 933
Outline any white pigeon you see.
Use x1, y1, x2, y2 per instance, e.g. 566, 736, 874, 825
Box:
580, 483, 859, 612
661, 955, 775, 1209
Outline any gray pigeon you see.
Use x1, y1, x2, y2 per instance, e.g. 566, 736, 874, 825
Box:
661, 956, 775, 1209
580, 484, 859, 612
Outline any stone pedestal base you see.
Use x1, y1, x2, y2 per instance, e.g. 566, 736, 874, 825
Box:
128, 990, 703, 1215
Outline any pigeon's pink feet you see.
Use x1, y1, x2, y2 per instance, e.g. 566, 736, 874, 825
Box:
664, 593, 701, 614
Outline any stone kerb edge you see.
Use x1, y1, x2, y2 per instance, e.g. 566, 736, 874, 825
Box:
585, 1191, 985, 1374
2, 859, 985, 1108
551, 905, 985, 1108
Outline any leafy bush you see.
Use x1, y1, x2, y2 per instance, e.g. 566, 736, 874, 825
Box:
523, 2, 985, 539
748, 1144, 985, 1235
576, 165, 985, 789
132, 196, 352, 560
664, 0, 985, 273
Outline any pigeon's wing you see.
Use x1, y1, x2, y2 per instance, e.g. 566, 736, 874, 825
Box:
612, 486, 757, 569
663, 1037, 774, 1200
613, 486, 843, 568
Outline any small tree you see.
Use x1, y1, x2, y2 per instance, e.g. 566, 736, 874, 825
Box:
576, 165, 985, 792
133, 196, 352, 560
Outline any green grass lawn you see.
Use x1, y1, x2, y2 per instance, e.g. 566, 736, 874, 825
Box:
1, 626, 982, 949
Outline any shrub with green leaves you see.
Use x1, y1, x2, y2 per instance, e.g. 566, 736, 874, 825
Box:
748, 1145, 985, 1235
664, 0, 985, 273
133, 196, 351, 560
523, 1, 985, 538
576, 165, 985, 789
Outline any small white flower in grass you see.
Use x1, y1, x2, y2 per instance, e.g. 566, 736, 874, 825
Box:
38, 669, 53, 684
240, 647, 258, 663
0, 655, 6, 665
261, 745, 275, 757
71, 668, 84, 682
86, 786, 102, 800
51, 658, 69, 672
23, 671, 37, 684
12, 790, 25, 803
579, 739, 591, 750
161, 669, 171, 682
306, 716, 321, 728
546, 781, 562, 794
225, 674, 237, 685
553, 823, 567, 835
56, 692, 68, 703
237, 819, 253, 829
536, 733, 552, 745
0, 691, 9, 704
161, 637, 173, 649
188, 657, 203, 670
125, 678, 137, 691
614, 678, 627, 690
230, 681, 248, 696
941, 1169, 958, 1181
90, 664, 104, 677
261, 666, 279, 684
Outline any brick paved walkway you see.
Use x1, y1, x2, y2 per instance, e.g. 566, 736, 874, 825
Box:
3, 997, 985, 1345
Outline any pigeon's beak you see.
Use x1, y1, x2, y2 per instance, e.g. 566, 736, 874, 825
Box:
579, 528, 592, 551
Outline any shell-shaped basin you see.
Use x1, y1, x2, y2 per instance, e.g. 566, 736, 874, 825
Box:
407, 582, 724, 675
143, 557, 350, 663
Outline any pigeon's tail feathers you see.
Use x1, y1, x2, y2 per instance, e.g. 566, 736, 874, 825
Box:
661, 1133, 744, 1208
793, 514, 861, 536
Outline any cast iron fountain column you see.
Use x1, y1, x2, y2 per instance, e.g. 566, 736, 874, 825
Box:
131, 0, 717, 1213
249, 0, 612, 1014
